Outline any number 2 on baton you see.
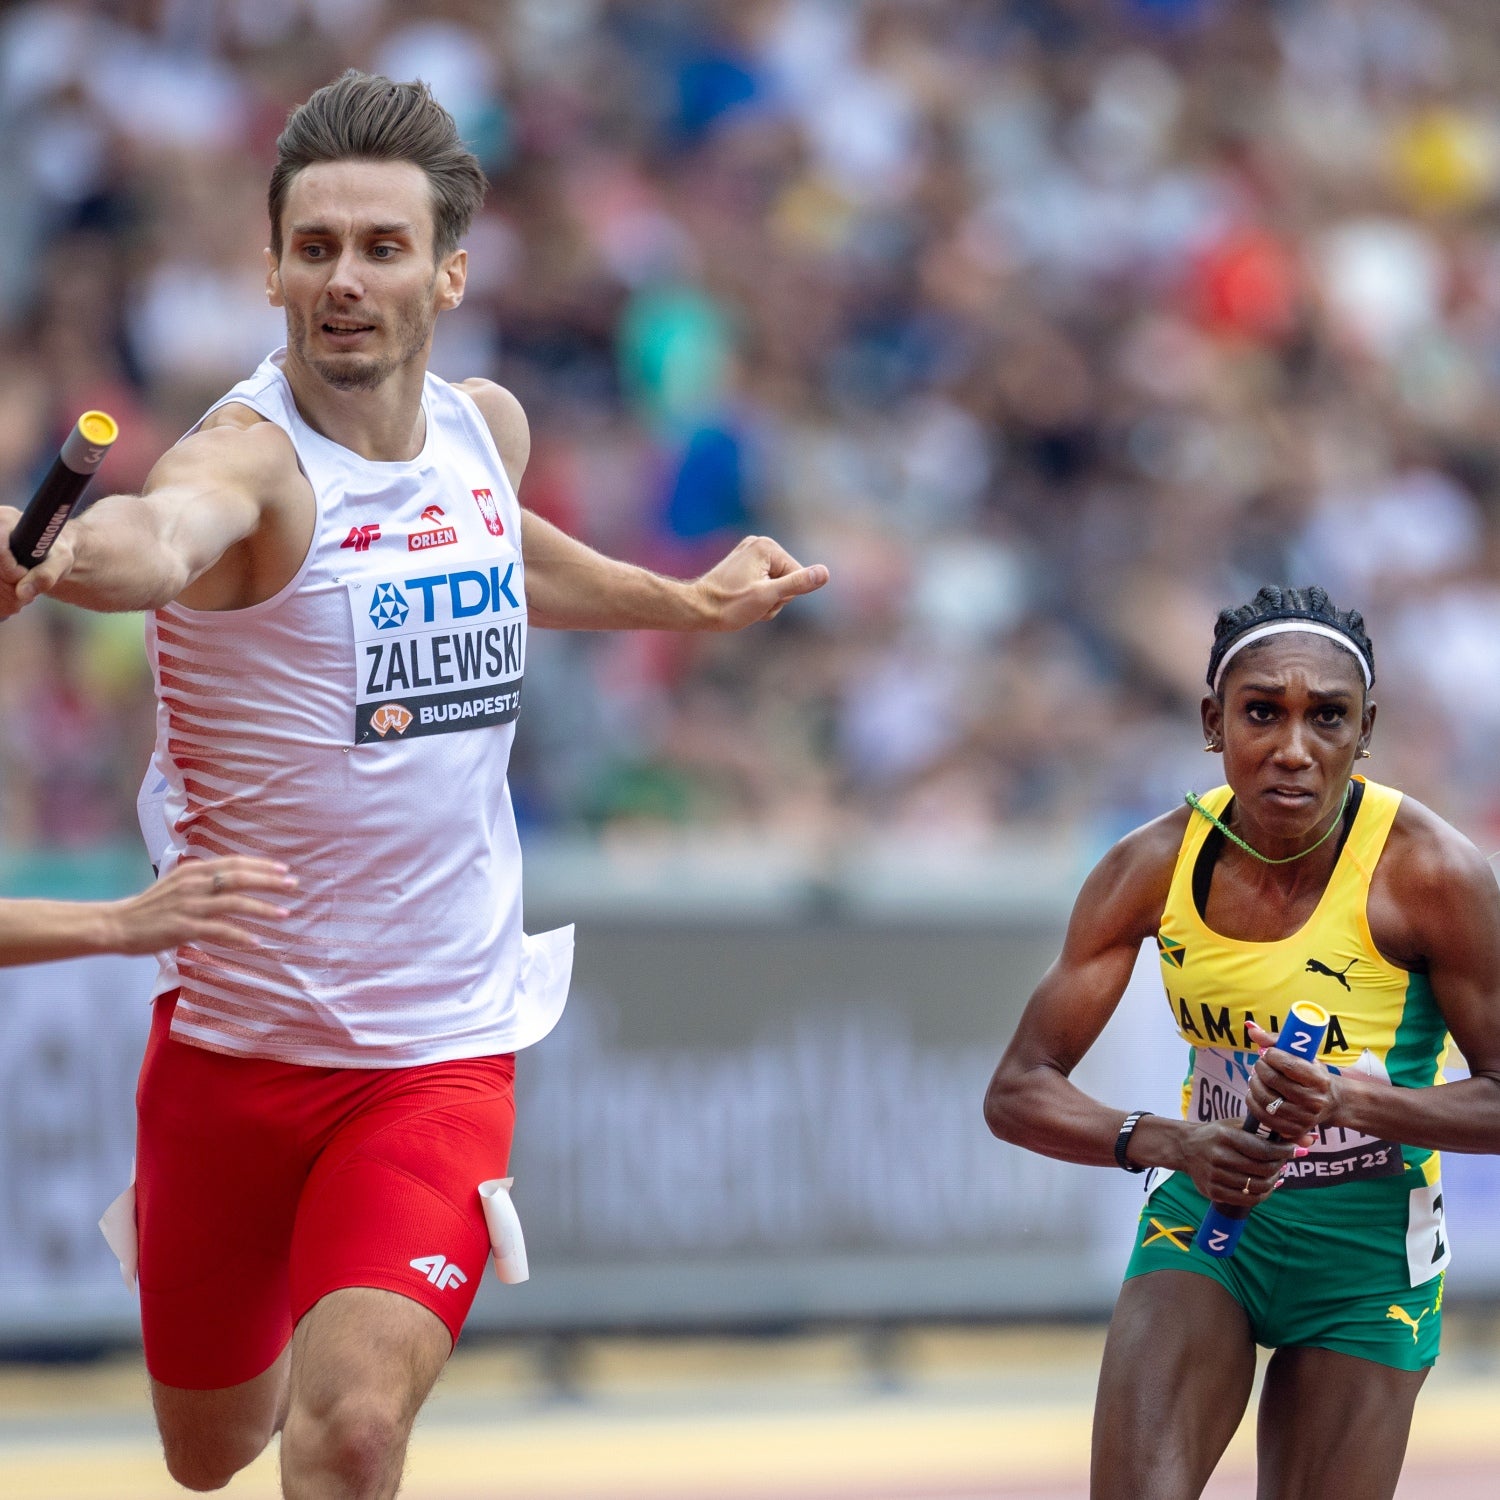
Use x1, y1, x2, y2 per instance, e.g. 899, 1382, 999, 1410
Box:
10, 411, 119, 567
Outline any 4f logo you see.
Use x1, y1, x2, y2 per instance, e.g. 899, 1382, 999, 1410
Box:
409, 1255, 467, 1291
341, 524, 382, 552
472, 488, 504, 537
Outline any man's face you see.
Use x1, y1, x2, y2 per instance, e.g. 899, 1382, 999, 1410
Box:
266, 159, 466, 393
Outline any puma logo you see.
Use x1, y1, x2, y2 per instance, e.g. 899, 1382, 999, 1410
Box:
1305, 957, 1358, 991
1386, 1304, 1430, 1343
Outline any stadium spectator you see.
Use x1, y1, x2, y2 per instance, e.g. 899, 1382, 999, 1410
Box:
3, 0, 1500, 862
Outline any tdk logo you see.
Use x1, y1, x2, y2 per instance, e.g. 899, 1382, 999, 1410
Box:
402, 565, 520, 623
369, 582, 409, 630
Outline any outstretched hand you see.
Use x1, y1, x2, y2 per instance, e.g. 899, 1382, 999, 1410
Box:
0, 505, 77, 618
107, 857, 297, 954
694, 535, 829, 632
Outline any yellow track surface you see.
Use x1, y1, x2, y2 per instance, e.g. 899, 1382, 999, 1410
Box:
4, 1324, 1499, 1498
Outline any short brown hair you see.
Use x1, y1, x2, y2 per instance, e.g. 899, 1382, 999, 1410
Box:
268, 70, 487, 261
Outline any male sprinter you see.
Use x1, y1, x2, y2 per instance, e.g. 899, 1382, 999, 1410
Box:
0, 71, 827, 1499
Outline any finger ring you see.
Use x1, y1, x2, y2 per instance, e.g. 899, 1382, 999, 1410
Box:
211, 871, 225, 894
1242, 1176, 1253, 1195
1266, 1096, 1284, 1116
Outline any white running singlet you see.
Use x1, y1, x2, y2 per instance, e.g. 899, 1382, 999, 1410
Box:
137, 347, 572, 1067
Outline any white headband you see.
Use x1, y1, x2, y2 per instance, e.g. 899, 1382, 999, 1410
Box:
1212, 620, 1372, 694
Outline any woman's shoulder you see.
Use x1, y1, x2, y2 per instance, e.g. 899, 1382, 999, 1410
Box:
1369, 786, 1500, 972
1384, 789, 1494, 896
1116, 802, 1197, 867
1068, 804, 1194, 941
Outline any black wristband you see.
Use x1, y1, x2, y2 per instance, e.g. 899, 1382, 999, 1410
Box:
1114, 1110, 1153, 1173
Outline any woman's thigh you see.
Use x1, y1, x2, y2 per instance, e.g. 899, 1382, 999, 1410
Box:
1256, 1344, 1427, 1500
1092, 1268, 1258, 1500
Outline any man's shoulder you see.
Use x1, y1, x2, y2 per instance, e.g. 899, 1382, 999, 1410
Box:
451, 379, 530, 485
186, 406, 295, 462
198, 399, 273, 436
161, 405, 301, 496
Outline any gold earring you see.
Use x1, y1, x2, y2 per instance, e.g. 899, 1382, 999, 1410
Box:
1204, 743, 1220, 753
1359, 748, 1371, 759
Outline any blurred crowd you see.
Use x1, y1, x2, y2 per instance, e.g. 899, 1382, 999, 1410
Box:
5, 0, 1500, 864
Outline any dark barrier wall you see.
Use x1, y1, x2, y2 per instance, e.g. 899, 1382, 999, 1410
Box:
2, 914, 1498, 1343
497, 916, 1094, 1328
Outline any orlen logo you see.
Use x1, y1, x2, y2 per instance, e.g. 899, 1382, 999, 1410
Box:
471, 488, 504, 537
341, 524, 381, 552
369, 703, 413, 737
409, 503, 457, 552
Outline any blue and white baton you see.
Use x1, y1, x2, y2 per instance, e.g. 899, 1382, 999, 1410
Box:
1194, 999, 1329, 1259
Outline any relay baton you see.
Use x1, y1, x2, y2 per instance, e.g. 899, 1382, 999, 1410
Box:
9, 410, 119, 567
1194, 1000, 1329, 1259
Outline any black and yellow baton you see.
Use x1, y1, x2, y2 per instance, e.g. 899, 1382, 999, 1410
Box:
10, 410, 119, 567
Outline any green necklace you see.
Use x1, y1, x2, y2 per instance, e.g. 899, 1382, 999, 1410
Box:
1183, 780, 1352, 866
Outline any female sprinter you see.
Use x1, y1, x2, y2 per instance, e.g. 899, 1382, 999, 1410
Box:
984, 585, 1500, 1500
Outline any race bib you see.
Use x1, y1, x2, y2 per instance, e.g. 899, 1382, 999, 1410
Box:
1188, 1046, 1404, 1189
347, 558, 525, 744
1406, 1180, 1451, 1285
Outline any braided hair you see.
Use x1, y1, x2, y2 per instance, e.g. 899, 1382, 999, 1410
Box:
1206, 585, 1375, 694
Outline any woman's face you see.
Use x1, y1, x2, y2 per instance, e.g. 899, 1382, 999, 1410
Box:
1202, 633, 1375, 846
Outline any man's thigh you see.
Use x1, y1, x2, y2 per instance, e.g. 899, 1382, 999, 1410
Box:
288, 1051, 517, 1347
279, 1288, 452, 1499
290, 1289, 451, 1432
277, 1055, 522, 1500
136, 998, 317, 1389
138, 993, 516, 1386
150, 1348, 292, 1490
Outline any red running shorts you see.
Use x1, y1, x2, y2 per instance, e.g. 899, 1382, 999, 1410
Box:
134, 991, 516, 1389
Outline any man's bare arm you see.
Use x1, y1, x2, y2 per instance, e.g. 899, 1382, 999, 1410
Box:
0, 416, 301, 616
520, 511, 828, 631
459, 377, 830, 632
